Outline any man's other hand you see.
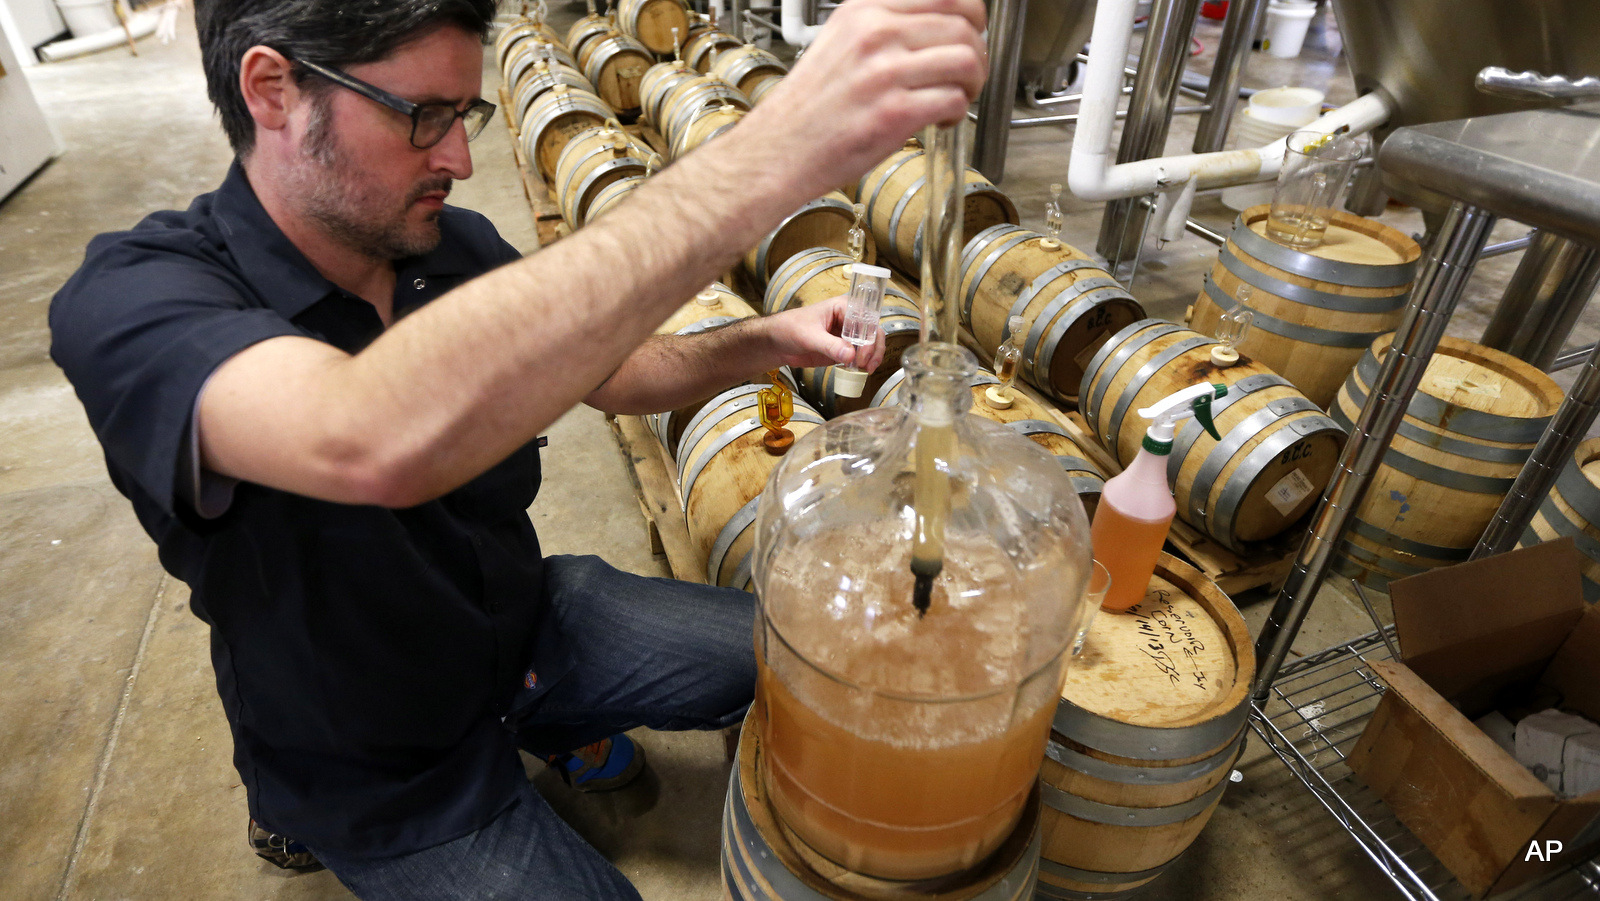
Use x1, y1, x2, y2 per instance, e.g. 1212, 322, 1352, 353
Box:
762, 296, 889, 373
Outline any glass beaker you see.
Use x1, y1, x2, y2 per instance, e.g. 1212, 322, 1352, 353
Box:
1266, 131, 1362, 249
1072, 560, 1111, 657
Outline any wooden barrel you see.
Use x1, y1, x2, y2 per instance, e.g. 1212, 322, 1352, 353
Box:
519, 86, 613, 183
686, 29, 742, 72
554, 124, 652, 228
959, 224, 1145, 405
856, 145, 1019, 277
764, 248, 918, 417
1519, 438, 1600, 604
870, 367, 1106, 516
723, 703, 1041, 901
710, 44, 788, 96
678, 385, 823, 589
670, 103, 745, 158
660, 77, 749, 149
494, 19, 562, 74
1188, 205, 1421, 408
1080, 320, 1346, 551
741, 193, 870, 294
647, 284, 762, 453
504, 38, 582, 97
1328, 335, 1562, 590
512, 59, 597, 125
1039, 553, 1251, 899
580, 34, 654, 115
584, 173, 645, 222
565, 13, 615, 62
746, 73, 784, 105
616, 0, 690, 55
640, 60, 701, 130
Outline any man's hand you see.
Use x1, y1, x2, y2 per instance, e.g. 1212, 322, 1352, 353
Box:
729, 0, 989, 206
583, 298, 890, 416
761, 296, 888, 372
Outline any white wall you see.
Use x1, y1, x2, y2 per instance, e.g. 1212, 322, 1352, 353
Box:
0, 0, 67, 63
0, 12, 62, 201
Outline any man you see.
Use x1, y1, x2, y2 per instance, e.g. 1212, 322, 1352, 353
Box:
49, 0, 985, 896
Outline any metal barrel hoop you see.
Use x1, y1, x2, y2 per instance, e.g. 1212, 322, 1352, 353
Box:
1229, 217, 1419, 288
1202, 277, 1391, 349
1217, 244, 1410, 314
1079, 320, 1183, 442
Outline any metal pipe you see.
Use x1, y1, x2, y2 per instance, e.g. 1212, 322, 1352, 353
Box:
971, 0, 1028, 181
1136, 196, 1229, 244
1096, 0, 1206, 265
1479, 232, 1600, 369
741, 10, 783, 35
1480, 231, 1535, 258
1553, 344, 1599, 372
1251, 202, 1497, 700
1011, 103, 1211, 128
1471, 340, 1600, 560
1192, 0, 1270, 152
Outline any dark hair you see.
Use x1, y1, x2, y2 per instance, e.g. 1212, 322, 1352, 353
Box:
196, 0, 498, 157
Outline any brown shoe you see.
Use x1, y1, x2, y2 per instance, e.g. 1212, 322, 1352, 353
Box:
248, 818, 323, 871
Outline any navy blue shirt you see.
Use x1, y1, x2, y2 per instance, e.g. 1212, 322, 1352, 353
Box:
50, 162, 571, 855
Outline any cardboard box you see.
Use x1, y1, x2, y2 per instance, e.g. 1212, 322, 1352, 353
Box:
1346, 538, 1600, 898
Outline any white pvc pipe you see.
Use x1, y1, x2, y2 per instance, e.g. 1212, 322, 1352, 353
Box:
38, 9, 159, 62
780, 0, 822, 46
1067, 0, 1394, 203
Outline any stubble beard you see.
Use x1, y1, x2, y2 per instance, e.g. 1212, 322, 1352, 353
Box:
290, 95, 450, 261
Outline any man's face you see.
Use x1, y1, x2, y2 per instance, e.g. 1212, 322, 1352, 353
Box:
284, 25, 483, 260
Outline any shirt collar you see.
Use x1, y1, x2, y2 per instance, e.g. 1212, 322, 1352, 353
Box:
208, 160, 483, 322
209, 160, 339, 321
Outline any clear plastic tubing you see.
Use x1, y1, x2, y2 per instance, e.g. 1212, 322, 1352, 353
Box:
910, 121, 969, 614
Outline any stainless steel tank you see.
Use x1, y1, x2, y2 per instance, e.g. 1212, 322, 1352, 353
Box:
1333, 0, 1600, 211
1019, 0, 1098, 95
1333, 0, 1600, 132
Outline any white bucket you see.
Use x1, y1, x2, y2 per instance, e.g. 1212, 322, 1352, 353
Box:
1246, 86, 1325, 126
55, 0, 120, 38
1221, 95, 1321, 211
1263, 0, 1316, 59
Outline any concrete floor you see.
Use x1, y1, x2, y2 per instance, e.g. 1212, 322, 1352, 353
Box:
1, 5, 1594, 901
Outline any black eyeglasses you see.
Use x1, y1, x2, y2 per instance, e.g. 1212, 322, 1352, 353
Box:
294, 57, 496, 149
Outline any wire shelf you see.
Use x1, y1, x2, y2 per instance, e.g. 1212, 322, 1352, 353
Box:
1251, 627, 1600, 901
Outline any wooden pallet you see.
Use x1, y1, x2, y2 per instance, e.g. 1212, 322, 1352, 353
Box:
607, 412, 708, 584
498, 82, 675, 249
499, 84, 568, 247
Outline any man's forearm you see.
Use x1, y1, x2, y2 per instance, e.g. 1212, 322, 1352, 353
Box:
585, 318, 789, 416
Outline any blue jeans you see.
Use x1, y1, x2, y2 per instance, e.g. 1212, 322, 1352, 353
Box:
308, 555, 757, 900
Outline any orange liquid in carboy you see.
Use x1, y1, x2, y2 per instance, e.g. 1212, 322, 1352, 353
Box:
1090, 500, 1171, 611
756, 661, 1052, 881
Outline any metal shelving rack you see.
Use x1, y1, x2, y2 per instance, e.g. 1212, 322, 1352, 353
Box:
1253, 625, 1600, 901
1243, 103, 1600, 901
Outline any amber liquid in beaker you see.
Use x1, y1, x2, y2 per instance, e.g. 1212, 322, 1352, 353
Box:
758, 665, 1050, 881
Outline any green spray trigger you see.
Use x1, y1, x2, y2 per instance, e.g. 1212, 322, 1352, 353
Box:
1193, 382, 1227, 440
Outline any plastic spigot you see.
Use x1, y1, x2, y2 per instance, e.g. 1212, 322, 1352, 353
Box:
985, 314, 1027, 409
1041, 183, 1065, 250
758, 371, 794, 453
847, 202, 867, 262
1211, 284, 1255, 367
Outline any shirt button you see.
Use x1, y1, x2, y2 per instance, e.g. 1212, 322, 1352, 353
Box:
472, 535, 485, 548
413, 278, 426, 290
